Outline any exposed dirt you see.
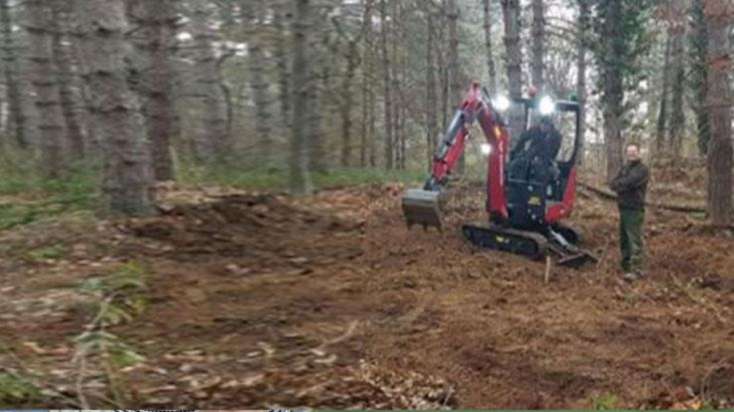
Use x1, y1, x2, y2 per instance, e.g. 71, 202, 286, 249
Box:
1, 180, 734, 409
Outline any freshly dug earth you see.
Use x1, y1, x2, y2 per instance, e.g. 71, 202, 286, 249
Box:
1, 182, 734, 409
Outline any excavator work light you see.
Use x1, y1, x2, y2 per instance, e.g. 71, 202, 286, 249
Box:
539, 95, 556, 115
492, 95, 511, 112
480, 143, 492, 156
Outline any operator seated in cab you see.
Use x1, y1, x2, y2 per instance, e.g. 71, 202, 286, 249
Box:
508, 116, 562, 193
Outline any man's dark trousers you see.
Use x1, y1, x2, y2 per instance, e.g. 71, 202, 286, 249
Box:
619, 207, 644, 273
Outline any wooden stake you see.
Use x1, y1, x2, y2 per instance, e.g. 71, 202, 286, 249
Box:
544, 255, 552, 284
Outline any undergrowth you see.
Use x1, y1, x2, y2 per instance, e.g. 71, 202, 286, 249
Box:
0, 161, 98, 230
0, 154, 425, 231
178, 163, 426, 191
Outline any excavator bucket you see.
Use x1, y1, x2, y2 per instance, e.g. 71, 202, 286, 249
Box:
401, 189, 444, 230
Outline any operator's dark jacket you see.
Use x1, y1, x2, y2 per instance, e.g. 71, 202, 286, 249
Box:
511, 125, 562, 162
610, 160, 649, 210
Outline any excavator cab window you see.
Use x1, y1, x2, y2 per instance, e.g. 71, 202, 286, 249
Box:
510, 98, 581, 204
554, 112, 577, 164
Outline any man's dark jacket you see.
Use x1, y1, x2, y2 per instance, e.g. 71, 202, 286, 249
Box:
610, 160, 649, 210
511, 125, 562, 162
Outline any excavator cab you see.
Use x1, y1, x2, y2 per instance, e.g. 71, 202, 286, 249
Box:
504, 97, 581, 230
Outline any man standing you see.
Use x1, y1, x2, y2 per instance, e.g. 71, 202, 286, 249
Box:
610, 143, 649, 281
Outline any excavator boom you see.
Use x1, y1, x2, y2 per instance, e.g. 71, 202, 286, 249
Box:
402, 83, 508, 230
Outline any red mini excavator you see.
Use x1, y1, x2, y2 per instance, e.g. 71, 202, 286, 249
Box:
402, 82, 596, 267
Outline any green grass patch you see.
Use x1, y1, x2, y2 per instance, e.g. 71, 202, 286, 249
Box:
0, 164, 98, 230
0, 372, 42, 404
179, 164, 425, 191
591, 392, 620, 410
25, 244, 66, 262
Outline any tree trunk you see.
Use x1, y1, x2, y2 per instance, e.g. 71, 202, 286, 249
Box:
273, 6, 291, 130
360, 0, 374, 168
76, 0, 155, 216
399, 38, 407, 171
190, 2, 229, 161
576, 0, 589, 165
340, 41, 359, 168
136, 0, 177, 181
380, 0, 394, 170
669, 30, 686, 157
482, 0, 497, 91
689, 0, 711, 156
446, 0, 463, 173
368, 85, 377, 167
290, 0, 313, 195
600, 0, 625, 181
531, 0, 545, 91
426, 10, 438, 171
704, 0, 733, 226
27, 0, 65, 178
248, 5, 272, 166
392, 0, 402, 170
439, 44, 449, 132
656, 34, 671, 154
501, 0, 524, 140
51, 0, 86, 161
307, 26, 327, 173
0, 0, 27, 148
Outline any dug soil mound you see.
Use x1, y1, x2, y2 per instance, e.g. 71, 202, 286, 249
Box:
126, 193, 364, 270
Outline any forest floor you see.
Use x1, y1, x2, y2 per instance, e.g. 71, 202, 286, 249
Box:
1, 163, 734, 409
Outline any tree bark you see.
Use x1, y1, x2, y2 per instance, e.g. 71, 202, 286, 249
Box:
656, 34, 671, 154
668, 30, 686, 157
576, 0, 589, 165
704, 0, 733, 226
482, 0, 497, 91
51, 0, 86, 161
0, 0, 27, 148
190, 2, 229, 161
134, 0, 178, 181
501, 0, 525, 140
333, 13, 363, 168
290, 0, 313, 195
340, 41, 360, 168
76, 0, 155, 216
531, 0, 545, 91
690, 0, 711, 156
446, 0, 463, 173
426, 10, 438, 171
248, 3, 272, 166
27, 0, 65, 178
273, 5, 291, 130
307, 24, 328, 173
360, 0, 375, 167
600, 0, 625, 181
379, 0, 394, 170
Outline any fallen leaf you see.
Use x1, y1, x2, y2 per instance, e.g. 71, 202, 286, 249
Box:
243, 373, 264, 387
139, 385, 177, 395
23, 341, 47, 354
257, 342, 275, 357
191, 376, 222, 391
313, 354, 338, 365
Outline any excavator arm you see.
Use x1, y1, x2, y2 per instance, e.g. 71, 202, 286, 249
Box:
403, 83, 510, 229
